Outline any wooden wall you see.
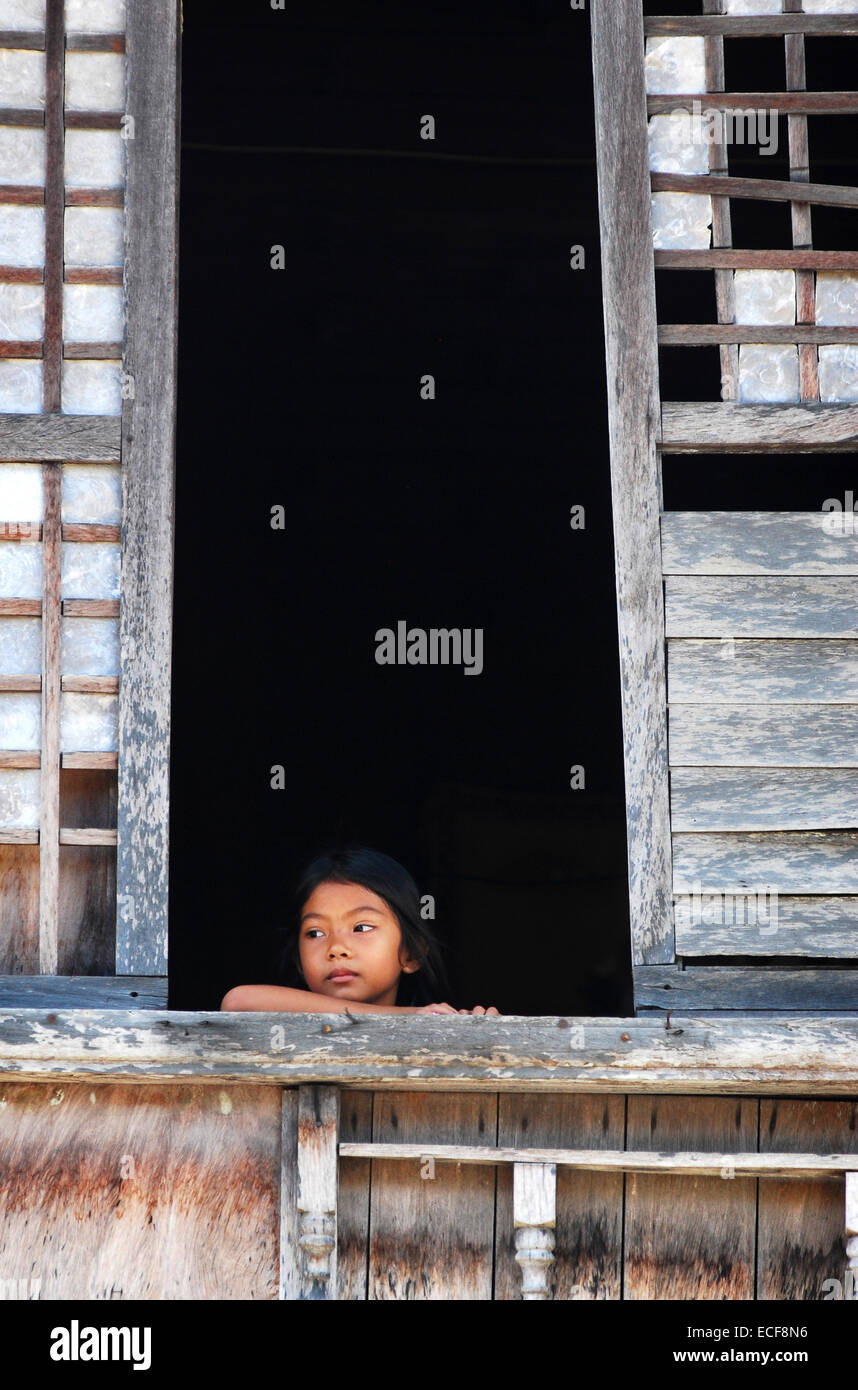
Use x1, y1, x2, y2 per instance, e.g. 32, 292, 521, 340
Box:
0, 1082, 854, 1300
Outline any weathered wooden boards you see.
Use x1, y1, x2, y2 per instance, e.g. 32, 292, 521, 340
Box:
494, 1094, 624, 1300
662, 402, 858, 453
0, 414, 121, 461
0, 975, 167, 1009
625, 1095, 757, 1299
0, 1080, 280, 1298
590, 0, 672, 966
3, 1009, 858, 1092
757, 1099, 858, 1300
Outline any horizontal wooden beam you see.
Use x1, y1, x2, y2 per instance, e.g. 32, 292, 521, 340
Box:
0, 751, 119, 769
61, 752, 117, 770
61, 676, 118, 695
0, 976, 166, 1009
0, 413, 120, 462
0, 830, 38, 844
635, 965, 858, 1012
0, 1011, 858, 1091
59, 828, 117, 846
662, 512, 858, 576
63, 600, 119, 617
675, 894, 858, 959
339, 1142, 858, 1180
652, 172, 858, 209
0, 676, 40, 692
673, 830, 858, 894
655, 250, 858, 271
0, 751, 39, 767
648, 92, 858, 116
661, 402, 858, 453
660, 324, 858, 346
670, 766, 858, 832
669, 703, 858, 769
646, 16, 858, 38
665, 576, 858, 639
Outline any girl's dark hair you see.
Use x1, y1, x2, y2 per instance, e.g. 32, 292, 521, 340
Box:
275, 845, 451, 1006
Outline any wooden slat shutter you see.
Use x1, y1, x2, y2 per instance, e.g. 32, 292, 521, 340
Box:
591, 0, 858, 1013
0, 0, 179, 1007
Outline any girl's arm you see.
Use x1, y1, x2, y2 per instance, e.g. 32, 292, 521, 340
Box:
220, 984, 460, 1015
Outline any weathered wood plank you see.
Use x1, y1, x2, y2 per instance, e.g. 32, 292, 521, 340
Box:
656, 252, 858, 271
646, 15, 858, 37
0, 844, 39, 972
337, 1090, 373, 1300
648, 92, 858, 116
624, 1096, 757, 1299
58, 767, 116, 974
846, 1172, 858, 1299
675, 894, 858, 958
651, 172, 858, 209
661, 324, 858, 346
665, 576, 858, 638
704, 0, 738, 402
590, 0, 673, 966
0, 411, 120, 460
671, 768, 858, 831
635, 966, 858, 1011
296, 1085, 338, 1299
668, 640, 858, 703
368, 1092, 497, 1299
116, 0, 180, 976
669, 704, 858, 768
39, 462, 61, 974
342, 1143, 858, 1180
673, 829, 858, 893
0, 975, 167, 1008
2, 1011, 858, 1093
758, 1099, 858, 1299
662, 512, 858, 574
279, 1089, 300, 1300
0, 1081, 280, 1298
494, 1094, 624, 1300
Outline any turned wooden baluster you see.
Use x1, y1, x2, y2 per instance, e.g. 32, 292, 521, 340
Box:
513, 1162, 556, 1300
846, 1172, 858, 1301
296, 1085, 339, 1299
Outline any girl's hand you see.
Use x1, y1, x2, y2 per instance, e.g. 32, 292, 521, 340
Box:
458, 1004, 500, 1016
415, 1002, 459, 1015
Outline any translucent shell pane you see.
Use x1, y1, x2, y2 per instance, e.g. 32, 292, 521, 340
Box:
63, 284, 124, 341
725, 0, 782, 12
733, 270, 796, 325
65, 53, 125, 113
65, 130, 124, 188
64, 207, 123, 267
60, 692, 117, 752
816, 273, 858, 325
61, 542, 119, 599
645, 38, 706, 95
651, 192, 712, 249
0, 463, 42, 521
0, 282, 44, 338
738, 345, 800, 403
61, 360, 121, 415
0, 50, 45, 110
0, 693, 39, 749
0, 542, 41, 598
649, 113, 710, 176
66, 0, 126, 31
0, 1, 44, 28
0, 126, 45, 185
803, 1, 858, 13
0, 768, 39, 828
62, 463, 120, 525
0, 615, 40, 672
0, 359, 41, 411
61, 617, 119, 676
818, 347, 858, 402
0, 205, 45, 267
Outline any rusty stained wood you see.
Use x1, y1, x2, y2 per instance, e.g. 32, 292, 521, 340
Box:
590, 0, 673, 967
668, 641, 858, 704
0, 845, 39, 972
758, 1099, 858, 1299
0, 1080, 280, 1298
337, 1089, 373, 1300
670, 768, 858, 832
116, 0, 180, 977
665, 576, 858, 639
368, 1092, 497, 1298
4, 1011, 858, 1093
674, 894, 858, 959
494, 1094, 624, 1301
624, 1095, 757, 1299
57, 767, 116, 974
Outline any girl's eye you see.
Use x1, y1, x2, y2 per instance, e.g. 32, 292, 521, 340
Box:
353, 922, 375, 933
305, 928, 325, 939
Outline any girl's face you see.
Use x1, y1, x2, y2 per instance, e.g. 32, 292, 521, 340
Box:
298, 879, 419, 1006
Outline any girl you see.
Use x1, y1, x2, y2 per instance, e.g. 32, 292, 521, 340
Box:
220, 845, 500, 1016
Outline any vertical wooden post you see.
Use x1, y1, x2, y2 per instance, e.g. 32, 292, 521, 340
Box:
704, 0, 739, 403
846, 1172, 858, 1301
296, 1085, 339, 1300
590, 0, 674, 969
513, 1162, 556, 1300
39, 464, 62, 973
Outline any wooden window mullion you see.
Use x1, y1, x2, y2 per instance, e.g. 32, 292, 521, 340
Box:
704, 0, 739, 402
39, 462, 61, 973
43, 0, 65, 414
784, 0, 819, 402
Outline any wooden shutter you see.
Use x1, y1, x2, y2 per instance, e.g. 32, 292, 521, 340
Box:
0, 0, 179, 1007
591, 0, 858, 1012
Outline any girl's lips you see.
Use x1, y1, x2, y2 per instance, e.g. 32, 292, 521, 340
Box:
328, 971, 357, 982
